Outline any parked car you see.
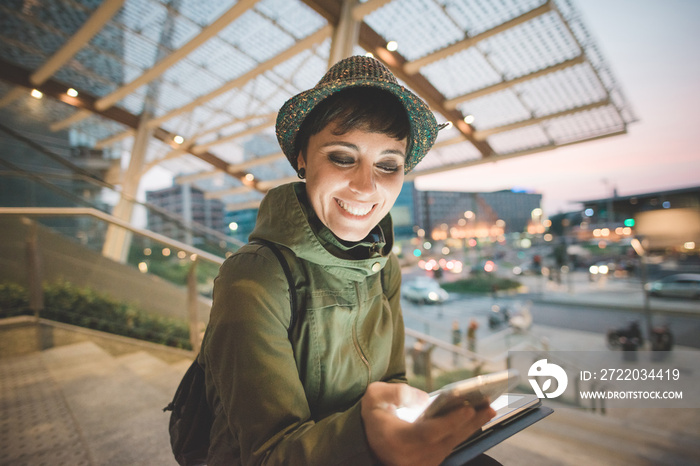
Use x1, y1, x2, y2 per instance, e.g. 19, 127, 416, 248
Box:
645, 273, 700, 299
402, 277, 449, 304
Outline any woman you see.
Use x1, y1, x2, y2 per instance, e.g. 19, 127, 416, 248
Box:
199, 55, 496, 465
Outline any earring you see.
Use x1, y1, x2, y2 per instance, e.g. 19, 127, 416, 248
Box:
297, 167, 306, 179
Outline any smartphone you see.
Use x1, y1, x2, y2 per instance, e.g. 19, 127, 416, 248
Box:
396, 369, 520, 423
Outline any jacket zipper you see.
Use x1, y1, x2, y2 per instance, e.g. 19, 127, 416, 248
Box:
353, 281, 372, 388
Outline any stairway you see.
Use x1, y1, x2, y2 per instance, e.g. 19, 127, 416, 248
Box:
1, 341, 698, 465
0, 341, 189, 465
487, 401, 700, 465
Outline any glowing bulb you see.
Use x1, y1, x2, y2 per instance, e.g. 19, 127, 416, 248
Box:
31, 89, 43, 99
173, 135, 184, 145
386, 41, 398, 52
67, 88, 78, 97
463, 114, 475, 124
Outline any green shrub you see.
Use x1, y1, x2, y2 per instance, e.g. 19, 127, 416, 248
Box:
0, 281, 191, 350
441, 276, 521, 294
0, 283, 30, 317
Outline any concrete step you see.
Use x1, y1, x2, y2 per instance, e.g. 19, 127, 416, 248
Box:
115, 351, 191, 397
39, 342, 177, 465
488, 402, 700, 465
0, 350, 94, 465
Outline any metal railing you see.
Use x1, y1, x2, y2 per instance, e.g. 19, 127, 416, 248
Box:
0, 207, 227, 352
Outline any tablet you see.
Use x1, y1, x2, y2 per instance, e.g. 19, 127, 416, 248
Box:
480, 393, 541, 431
396, 369, 520, 423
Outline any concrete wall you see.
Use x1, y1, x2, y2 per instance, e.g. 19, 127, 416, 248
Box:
0, 316, 193, 363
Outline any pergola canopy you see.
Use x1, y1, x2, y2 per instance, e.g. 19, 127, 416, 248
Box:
0, 0, 636, 212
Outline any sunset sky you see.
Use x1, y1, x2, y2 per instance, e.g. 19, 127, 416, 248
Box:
417, 0, 700, 215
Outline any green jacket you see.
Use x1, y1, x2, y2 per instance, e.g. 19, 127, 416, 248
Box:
199, 182, 407, 465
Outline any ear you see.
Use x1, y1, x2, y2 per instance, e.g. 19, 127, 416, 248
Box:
296, 152, 305, 170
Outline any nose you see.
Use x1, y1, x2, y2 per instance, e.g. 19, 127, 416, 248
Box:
348, 163, 376, 196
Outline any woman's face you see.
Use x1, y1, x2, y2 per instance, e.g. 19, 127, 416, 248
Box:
297, 122, 406, 242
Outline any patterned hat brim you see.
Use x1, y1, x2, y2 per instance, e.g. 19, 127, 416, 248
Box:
276, 77, 438, 174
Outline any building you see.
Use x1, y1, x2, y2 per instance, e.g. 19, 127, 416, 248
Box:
413, 188, 542, 240
224, 208, 258, 243
574, 185, 700, 250
578, 185, 700, 227
390, 181, 416, 240
146, 183, 226, 245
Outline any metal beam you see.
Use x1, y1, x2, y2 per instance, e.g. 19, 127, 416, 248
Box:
49, 109, 92, 132
205, 185, 253, 199
190, 115, 276, 154
472, 98, 612, 140
406, 128, 627, 180
403, 1, 553, 75
0, 87, 24, 108
230, 152, 286, 172
95, 129, 134, 149
363, 25, 494, 157
328, 0, 360, 65
0, 59, 270, 194
175, 170, 221, 185
352, 0, 392, 21
94, 0, 261, 111
29, 0, 126, 85
444, 54, 587, 110
190, 111, 278, 144
146, 24, 333, 129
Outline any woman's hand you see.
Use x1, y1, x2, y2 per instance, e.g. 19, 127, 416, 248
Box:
361, 382, 496, 466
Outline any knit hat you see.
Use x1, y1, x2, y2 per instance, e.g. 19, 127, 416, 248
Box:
276, 55, 441, 174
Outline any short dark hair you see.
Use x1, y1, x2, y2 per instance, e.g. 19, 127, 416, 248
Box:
295, 87, 411, 160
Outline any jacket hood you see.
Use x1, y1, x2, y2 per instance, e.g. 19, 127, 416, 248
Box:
249, 182, 395, 281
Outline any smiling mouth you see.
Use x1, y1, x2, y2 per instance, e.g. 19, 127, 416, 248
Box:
336, 198, 375, 217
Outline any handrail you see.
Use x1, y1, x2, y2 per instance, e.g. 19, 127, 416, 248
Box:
0, 206, 234, 353
0, 207, 226, 266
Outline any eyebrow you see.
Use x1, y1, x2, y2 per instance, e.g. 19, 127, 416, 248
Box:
321, 141, 406, 158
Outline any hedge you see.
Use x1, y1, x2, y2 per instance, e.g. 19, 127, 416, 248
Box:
441, 276, 521, 294
0, 281, 191, 350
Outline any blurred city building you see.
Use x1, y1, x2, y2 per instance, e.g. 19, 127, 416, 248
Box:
146, 183, 226, 244
414, 188, 542, 240
560, 185, 700, 251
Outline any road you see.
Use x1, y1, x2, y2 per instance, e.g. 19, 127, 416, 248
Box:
516, 298, 700, 350
401, 293, 700, 350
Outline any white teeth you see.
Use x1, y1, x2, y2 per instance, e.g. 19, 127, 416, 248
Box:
337, 199, 372, 216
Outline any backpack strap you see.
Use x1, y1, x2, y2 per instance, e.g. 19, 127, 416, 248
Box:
250, 239, 297, 335
164, 239, 299, 465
